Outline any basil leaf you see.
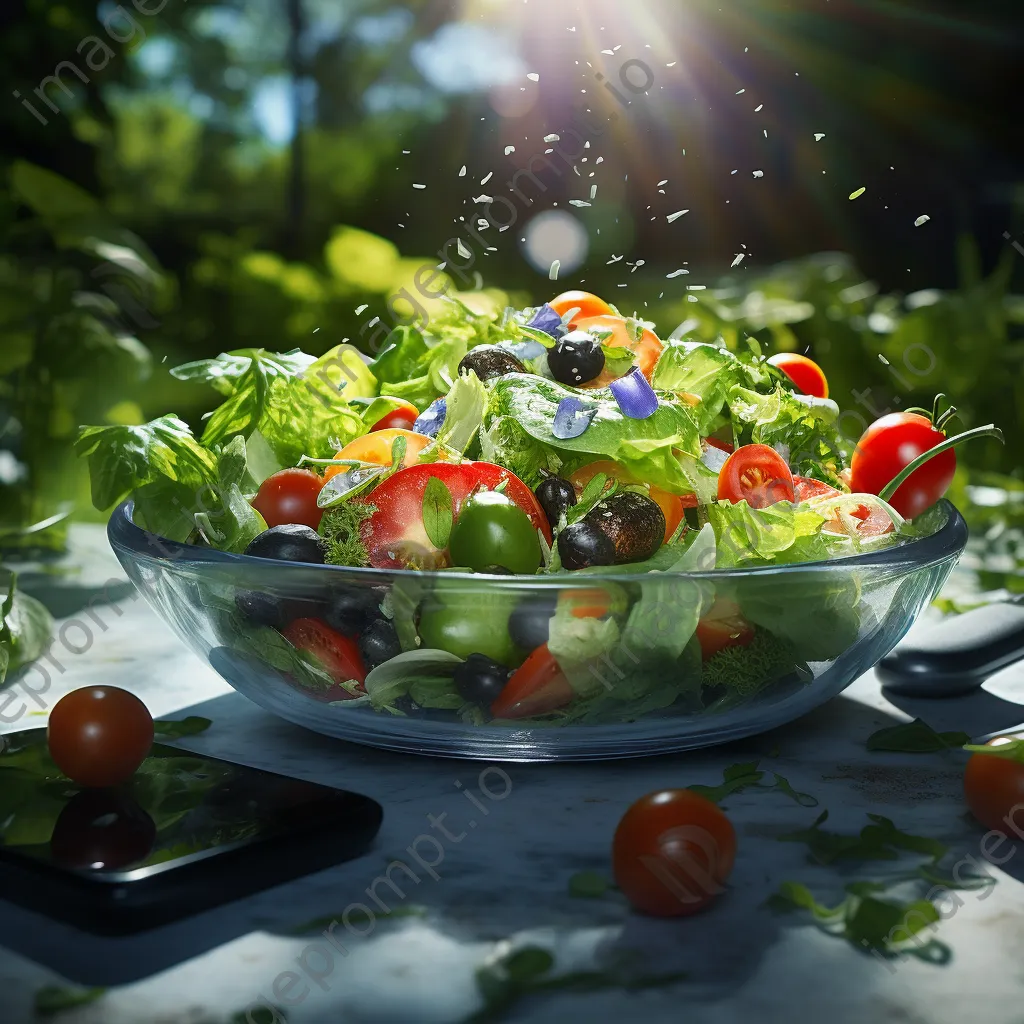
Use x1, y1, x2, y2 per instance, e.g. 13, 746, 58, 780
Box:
778, 810, 947, 865
866, 718, 971, 753
422, 477, 454, 550
153, 717, 213, 738
34, 986, 106, 1017
567, 871, 610, 898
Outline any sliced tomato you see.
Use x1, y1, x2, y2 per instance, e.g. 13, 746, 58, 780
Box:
793, 476, 842, 502
568, 460, 690, 543
573, 314, 664, 387
360, 462, 551, 570
695, 599, 755, 661
818, 497, 895, 538
562, 588, 614, 619
717, 444, 796, 508
767, 352, 829, 399
281, 618, 366, 697
704, 437, 735, 455
323, 428, 437, 482
370, 401, 420, 432
490, 644, 574, 719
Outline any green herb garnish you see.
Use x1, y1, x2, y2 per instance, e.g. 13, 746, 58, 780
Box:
866, 718, 971, 753
422, 477, 454, 549
319, 500, 376, 567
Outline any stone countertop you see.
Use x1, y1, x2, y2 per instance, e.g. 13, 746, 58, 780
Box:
2, 525, 1024, 1024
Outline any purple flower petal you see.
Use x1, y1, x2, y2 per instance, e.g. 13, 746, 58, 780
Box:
552, 397, 599, 440
528, 303, 567, 339
609, 366, 659, 419
413, 398, 446, 438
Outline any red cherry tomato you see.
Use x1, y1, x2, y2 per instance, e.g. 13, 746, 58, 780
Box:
793, 476, 841, 502
48, 687, 155, 788
359, 462, 550, 570
849, 412, 956, 519
252, 468, 325, 531
567, 460, 693, 543
549, 290, 615, 327
695, 599, 755, 660
767, 352, 829, 399
370, 401, 420, 432
612, 789, 736, 917
490, 644, 573, 719
573, 314, 664, 387
282, 618, 366, 695
704, 437, 735, 455
717, 444, 796, 508
963, 738, 1024, 836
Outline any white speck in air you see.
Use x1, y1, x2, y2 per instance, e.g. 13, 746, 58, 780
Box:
667, 210, 689, 223
914, 215, 931, 227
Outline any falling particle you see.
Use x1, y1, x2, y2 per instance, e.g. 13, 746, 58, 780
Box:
590, 184, 597, 199
752, 169, 763, 178
667, 61, 677, 67
527, 72, 540, 81
607, 255, 624, 264
730, 169, 738, 175
687, 285, 707, 291
480, 172, 493, 185
666, 269, 689, 278
731, 253, 745, 268
413, 183, 426, 190
459, 166, 467, 177
596, 156, 604, 164
504, 146, 516, 155
736, 88, 745, 94
744, 46, 749, 52
849, 187, 866, 200
355, 304, 369, 315
814, 133, 825, 141
914, 215, 931, 227
667, 210, 689, 223
657, 179, 668, 186
473, 195, 493, 203
549, 260, 561, 281
681, 149, 686, 156
569, 200, 591, 207
878, 354, 891, 366
402, 150, 410, 155
754, 104, 763, 112
601, 48, 614, 55
544, 133, 560, 143
457, 239, 471, 260
763, 129, 768, 138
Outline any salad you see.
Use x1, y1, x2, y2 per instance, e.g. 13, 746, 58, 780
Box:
77, 289, 992, 726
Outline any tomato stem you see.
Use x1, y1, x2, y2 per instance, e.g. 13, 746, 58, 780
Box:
877, 424, 1004, 504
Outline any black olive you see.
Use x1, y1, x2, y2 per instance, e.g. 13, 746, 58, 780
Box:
325, 586, 385, 636
558, 491, 665, 569
508, 593, 558, 649
558, 521, 617, 570
457, 345, 526, 381
358, 618, 402, 670
235, 590, 322, 628
244, 524, 327, 564
454, 654, 511, 705
547, 330, 605, 386
535, 476, 577, 528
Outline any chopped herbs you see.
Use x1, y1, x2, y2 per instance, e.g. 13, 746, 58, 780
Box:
319, 500, 375, 567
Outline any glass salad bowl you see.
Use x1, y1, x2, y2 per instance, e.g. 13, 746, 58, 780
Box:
108, 499, 967, 761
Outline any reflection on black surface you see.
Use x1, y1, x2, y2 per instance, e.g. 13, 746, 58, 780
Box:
49, 789, 156, 872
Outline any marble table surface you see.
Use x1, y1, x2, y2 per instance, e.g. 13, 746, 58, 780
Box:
3, 525, 1024, 1024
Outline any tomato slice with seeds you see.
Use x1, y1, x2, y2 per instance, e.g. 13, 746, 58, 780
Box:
360, 462, 550, 570
490, 644, 573, 719
793, 476, 841, 502
767, 352, 829, 399
282, 618, 366, 697
717, 444, 796, 508
695, 599, 755, 661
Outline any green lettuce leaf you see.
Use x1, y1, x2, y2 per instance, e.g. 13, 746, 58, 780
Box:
0, 575, 54, 686
707, 499, 830, 567
436, 370, 487, 453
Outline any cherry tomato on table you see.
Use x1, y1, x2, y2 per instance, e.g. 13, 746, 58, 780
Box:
613, 789, 736, 917
490, 644, 573, 719
695, 598, 755, 660
359, 462, 550, 570
963, 737, 1024, 836
568, 460, 694, 544
282, 618, 366, 696
767, 352, 829, 399
717, 444, 796, 508
573, 314, 664, 387
370, 400, 420, 432
849, 412, 956, 519
323, 428, 438, 482
252, 468, 325, 531
48, 686, 155, 788
549, 290, 616, 327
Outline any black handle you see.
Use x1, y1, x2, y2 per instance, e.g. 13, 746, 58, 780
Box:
877, 600, 1024, 697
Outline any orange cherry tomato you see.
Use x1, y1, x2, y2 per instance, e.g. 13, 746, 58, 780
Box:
573, 314, 664, 387
48, 686, 154, 788
717, 444, 796, 508
695, 599, 755, 660
561, 588, 614, 619
322, 428, 436, 482
490, 644, 573, 719
567, 460, 690, 543
549, 290, 615, 327
964, 738, 1024, 836
767, 352, 829, 399
613, 789, 736, 917
370, 400, 420, 432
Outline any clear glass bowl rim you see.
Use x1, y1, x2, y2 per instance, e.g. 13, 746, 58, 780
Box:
108, 498, 968, 586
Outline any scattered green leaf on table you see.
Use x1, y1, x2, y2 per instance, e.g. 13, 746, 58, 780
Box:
568, 870, 611, 898
153, 717, 213, 738
34, 986, 106, 1017
866, 718, 971, 753
688, 761, 818, 807
778, 810, 947, 865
